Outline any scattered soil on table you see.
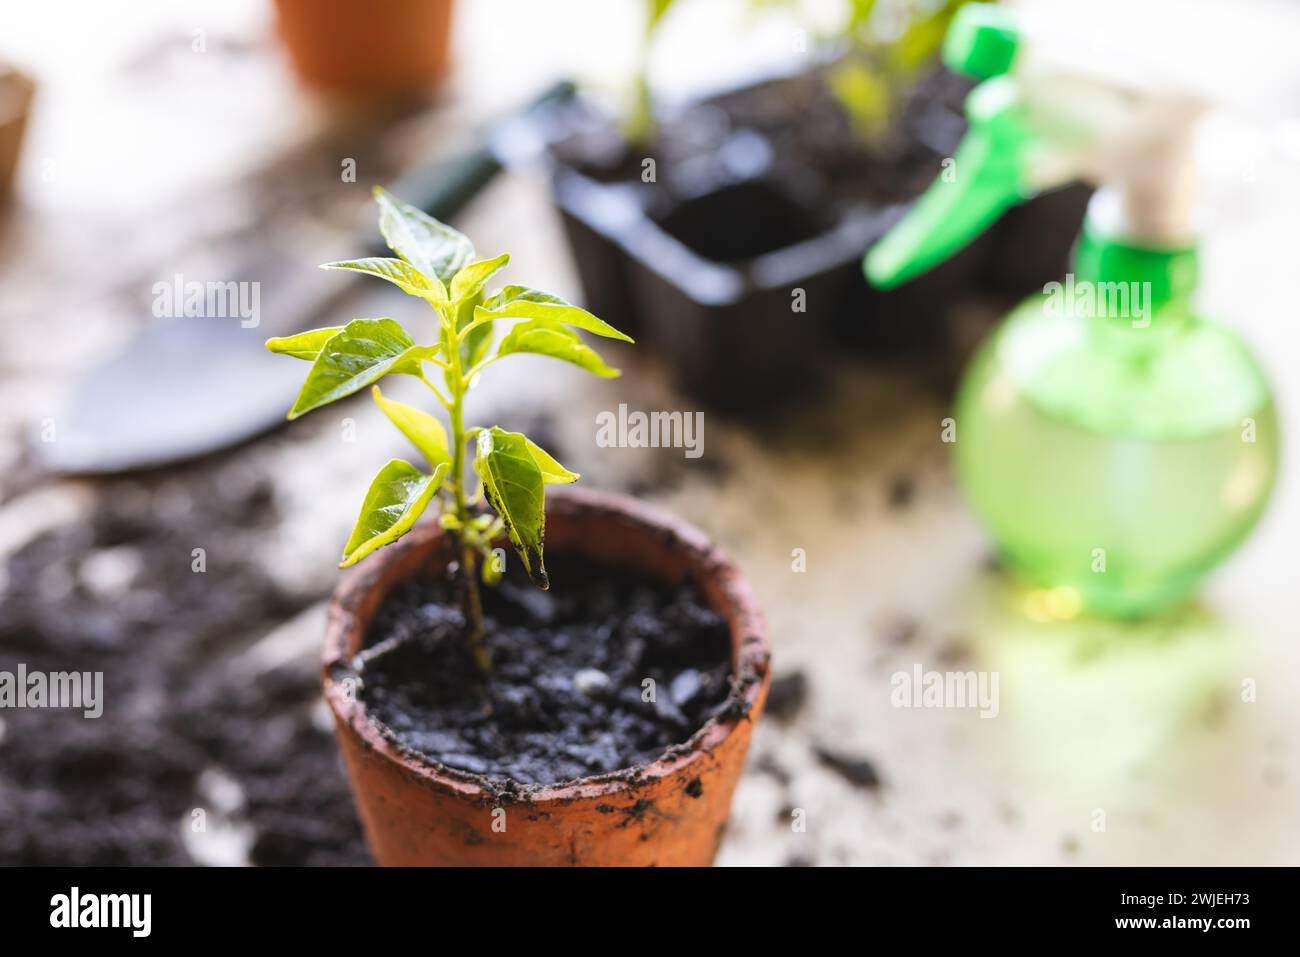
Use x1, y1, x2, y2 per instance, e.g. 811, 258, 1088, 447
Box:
360, 554, 737, 787
754, 753, 793, 786
0, 468, 368, 866
887, 474, 916, 510
876, 613, 920, 648
765, 671, 809, 723
814, 743, 883, 790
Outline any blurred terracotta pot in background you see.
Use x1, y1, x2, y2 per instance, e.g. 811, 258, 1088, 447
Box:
323, 488, 772, 866
0, 65, 35, 203
273, 0, 455, 96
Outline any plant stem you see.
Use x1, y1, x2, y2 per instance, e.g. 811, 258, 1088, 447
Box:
445, 333, 490, 673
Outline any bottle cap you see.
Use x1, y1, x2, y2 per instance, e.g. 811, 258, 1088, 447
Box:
943, 3, 1019, 80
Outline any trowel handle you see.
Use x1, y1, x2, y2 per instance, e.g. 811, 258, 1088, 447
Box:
364, 79, 576, 255
383, 145, 501, 232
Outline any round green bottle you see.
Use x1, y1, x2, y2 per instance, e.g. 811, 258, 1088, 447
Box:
952, 224, 1278, 616
865, 4, 1281, 617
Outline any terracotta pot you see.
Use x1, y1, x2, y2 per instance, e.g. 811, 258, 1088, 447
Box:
323, 487, 771, 866
0, 65, 35, 203
273, 0, 455, 96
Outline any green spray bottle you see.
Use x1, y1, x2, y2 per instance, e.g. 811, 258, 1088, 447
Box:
866, 4, 1278, 617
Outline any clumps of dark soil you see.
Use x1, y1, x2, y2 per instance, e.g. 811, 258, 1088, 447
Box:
620, 448, 731, 501
552, 61, 970, 213
359, 555, 736, 787
765, 671, 809, 723
178, 664, 368, 867
935, 639, 972, 666
702, 63, 973, 204
878, 614, 919, 647
814, 743, 882, 790
887, 474, 916, 509
754, 753, 793, 787
0, 468, 367, 866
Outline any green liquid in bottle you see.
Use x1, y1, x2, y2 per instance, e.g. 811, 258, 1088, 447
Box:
953, 297, 1279, 617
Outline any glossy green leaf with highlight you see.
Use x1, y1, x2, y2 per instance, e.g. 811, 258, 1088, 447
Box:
527, 438, 578, 484
265, 326, 343, 361
374, 187, 474, 286
474, 427, 549, 588
320, 257, 446, 302
340, 459, 448, 567
371, 385, 450, 468
287, 318, 436, 420
450, 253, 510, 303
475, 286, 633, 342
495, 318, 620, 377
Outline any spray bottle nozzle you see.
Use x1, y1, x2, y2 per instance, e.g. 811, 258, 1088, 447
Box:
864, 2, 1205, 291
942, 2, 1019, 80
865, 79, 1031, 290
865, 4, 1029, 289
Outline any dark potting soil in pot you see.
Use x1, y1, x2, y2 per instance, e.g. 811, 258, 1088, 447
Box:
359, 554, 736, 787
700, 64, 973, 205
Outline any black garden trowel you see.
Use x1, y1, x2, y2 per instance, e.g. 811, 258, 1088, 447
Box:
33, 81, 574, 476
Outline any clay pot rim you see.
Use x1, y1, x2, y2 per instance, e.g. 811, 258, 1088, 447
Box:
0, 65, 35, 128
322, 486, 770, 805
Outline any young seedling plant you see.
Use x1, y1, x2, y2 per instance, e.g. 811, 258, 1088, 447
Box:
267, 188, 632, 672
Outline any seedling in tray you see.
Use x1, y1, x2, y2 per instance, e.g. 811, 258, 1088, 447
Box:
267, 188, 633, 671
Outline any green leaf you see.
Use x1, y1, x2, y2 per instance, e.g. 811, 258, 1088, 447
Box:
371, 385, 450, 468
474, 427, 549, 589
320, 257, 446, 303
452, 289, 495, 370
463, 316, 496, 370
287, 318, 437, 420
340, 459, 448, 567
481, 285, 562, 310
450, 267, 503, 371
475, 286, 633, 342
496, 318, 620, 378
891, 2, 958, 71
527, 437, 579, 485
374, 187, 474, 286
846, 0, 879, 30
265, 327, 343, 360
827, 59, 889, 142
449, 253, 510, 303
647, 0, 676, 33
481, 550, 503, 585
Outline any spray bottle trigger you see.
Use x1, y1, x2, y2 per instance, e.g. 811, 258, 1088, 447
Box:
864, 86, 1031, 290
